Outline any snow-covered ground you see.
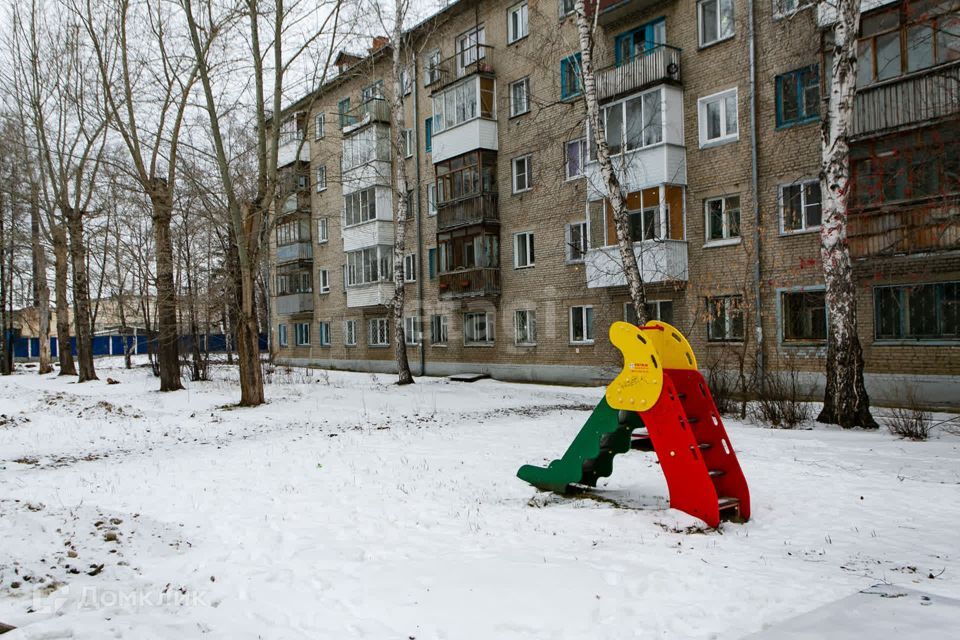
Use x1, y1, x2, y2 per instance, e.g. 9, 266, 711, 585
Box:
0, 358, 958, 639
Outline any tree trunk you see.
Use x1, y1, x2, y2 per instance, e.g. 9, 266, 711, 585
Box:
818, 0, 876, 428
30, 187, 53, 374
150, 182, 184, 391
236, 249, 264, 406
51, 225, 77, 376
65, 207, 97, 381
0, 194, 8, 376
574, 1, 648, 324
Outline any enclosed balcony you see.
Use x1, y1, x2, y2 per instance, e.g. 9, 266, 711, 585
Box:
275, 216, 312, 265
852, 61, 960, 138
438, 268, 501, 299
435, 150, 498, 231
340, 97, 391, 133
341, 123, 392, 193
277, 112, 309, 168
596, 45, 682, 103
341, 186, 395, 252
275, 263, 313, 314
585, 240, 688, 288
345, 245, 394, 308
436, 230, 500, 300
431, 75, 497, 163
276, 293, 314, 315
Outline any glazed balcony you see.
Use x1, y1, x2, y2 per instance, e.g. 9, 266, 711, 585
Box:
340, 97, 391, 133
275, 242, 313, 264
584, 239, 688, 288
275, 293, 313, 315
438, 267, 500, 300
436, 193, 499, 232
596, 45, 682, 103
346, 282, 393, 308
852, 61, 960, 138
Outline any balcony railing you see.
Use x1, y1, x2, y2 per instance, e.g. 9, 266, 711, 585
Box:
436, 193, 499, 231
276, 241, 313, 264
277, 170, 309, 198
275, 293, 313, 315
438, 267, 500, 299
279, 192, 311, 216
596, 45, 682, 102
848, 201, 960, 257
430, 44, 495, 91
853, 61, 960, 138
340, 97, 391, 131
584, 239, 688, 288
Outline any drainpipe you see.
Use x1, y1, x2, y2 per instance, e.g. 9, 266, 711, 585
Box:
412, 51, 426, 376
747, 0, 764, 387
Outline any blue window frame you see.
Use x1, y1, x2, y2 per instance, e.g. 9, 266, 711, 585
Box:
775, 65, 820, 128
425, 117, 433, 153
428, 248, 437, 279
337, 97, 351, 128
614, 18, 666, 66
560, 53, 582, 101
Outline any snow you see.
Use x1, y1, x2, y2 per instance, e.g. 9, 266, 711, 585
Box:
1, 358, 958, 639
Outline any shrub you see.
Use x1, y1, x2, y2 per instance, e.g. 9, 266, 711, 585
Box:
706, 362, 740, 417
884, 387, 931, 441
751, 362, 812, 429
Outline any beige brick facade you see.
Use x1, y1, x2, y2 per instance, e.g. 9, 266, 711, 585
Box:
269, 0, 960, 403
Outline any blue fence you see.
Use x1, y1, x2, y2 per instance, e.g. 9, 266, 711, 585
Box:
9, 333, 268, 361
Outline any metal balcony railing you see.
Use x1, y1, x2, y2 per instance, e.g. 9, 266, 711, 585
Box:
596, 45, 682, 102
852, 60, 960, 138
429, 44, 495, 91
339, 97, 391, 130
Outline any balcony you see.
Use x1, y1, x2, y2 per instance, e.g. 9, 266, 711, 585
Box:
340, 98, 391, 133
276, 242, 313, 264
596, 45, 682, 103
346, 282, 393, 308
342, 219, 395, 253
278, 192, 311, 216
438, 268, 500, 300
584, 240, 688, 288
431, 75, 498, 163
429, 44, 495, 92
848, 202, 960, 257
437, 193, 499, 231
277, 133, 310, 168
596, 0, 663, 25
852, 61, 960, 138
276, 293, 313, 315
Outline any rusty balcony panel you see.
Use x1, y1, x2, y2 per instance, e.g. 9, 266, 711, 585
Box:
436, 193, 499, 232
853, 61, 960, 138
596, 45, 682, 103
429, 44, 495, 93
848, 201, 960, 258
438, 267, 501, 299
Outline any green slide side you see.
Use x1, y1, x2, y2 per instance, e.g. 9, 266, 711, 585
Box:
517, 397, 645, 494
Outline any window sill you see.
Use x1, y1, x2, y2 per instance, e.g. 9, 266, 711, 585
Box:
515, 342, 537, 347
872, 339, 960, 347
778, 226, 820, 237
560, 93, 582, 103
699, 135, 739, 149
464, 342, 495, 348
431, 343, 448, 348
780, 340, 826, 347
775, 116, 819, 131
698, 33, 735, 51
565, 174, 584, 182
512, 188, 532, 196
368, 344, 390, 349
514, 264, 535, 270
703, 238, 742, 249
707, 340, 744, 345
507, 34, 529, 47
565, 258, 585, 265
570, 341, 595, 346
509, 109, 531, 120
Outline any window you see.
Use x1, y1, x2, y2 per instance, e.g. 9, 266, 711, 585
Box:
464, 312, 495, 345
337, 98, 351, 128
318, 321, 331, 347
424, 117, 433, 153
705, 195, 741, 243
344, 320, 358, 347
707, 296, 744, 342
404, 317, 421, 345
345, 246, 393, 286
629, 207, 661, 241
875, 282, 959, 341
427, 184, 437, 216
403, 128, 414, 158
698, 88, 738, 146
510, 78, 530, 117
856, 4, 960, 88
435, 150, 497, 204
566, 222, 588, 262
560, 0, 575, 17
512, 155, 532, 193
430, 315, 448, 345
368, 318, 389, 346
780, 181, 822, 233
514, 232, 535, 268
278, 324, 288, 347
586, 88, 663, 158
428, 247, 437, 279
560, 53, 582, 100
404, 253, 417, 283
342, 124, 391, 170
614, 18, 666, 66
625, 300, 675, 325
315, 165, 327, 192
343, 187, 377, 227
318, 269, 330, 294
295, 322, 311, 346
405, 189, 416, 219
317, 218, 328, 244
400, 66, 412, 96
781, 290, 827, 343
563, 139, 585, 180
515, 309, 536, 345
773, 0, 811, 17
570, 306, 594, 344
275, 267, 313, 295
431, 76, 496, 133
508, 2, 529, 43
425, 49, 441, 85
361, 80, 384, 102
275, 218, 310, 246
314, 113, 325, 140
776, 66, 819, 128
457, 25, 486, 73
698, 0, 734, 47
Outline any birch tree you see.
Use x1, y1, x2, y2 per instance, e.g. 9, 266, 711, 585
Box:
818, 0, 877, 428
573, 0, 648, 325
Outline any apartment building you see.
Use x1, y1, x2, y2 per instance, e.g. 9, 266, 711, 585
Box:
269, 0, 959, 405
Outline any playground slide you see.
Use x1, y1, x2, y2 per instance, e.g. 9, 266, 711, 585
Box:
517, 321, 750, 528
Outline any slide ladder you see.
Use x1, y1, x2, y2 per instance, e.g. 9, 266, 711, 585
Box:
517, 321, 750, 528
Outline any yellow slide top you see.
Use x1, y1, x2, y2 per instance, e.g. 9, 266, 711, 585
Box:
606, 320, 698, 412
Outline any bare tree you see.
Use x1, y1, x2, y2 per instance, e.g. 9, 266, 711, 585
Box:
818, 0, 876, 428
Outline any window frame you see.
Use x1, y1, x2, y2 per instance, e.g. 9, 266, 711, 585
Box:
315, 165, 327, 193
560, 53, 583, 101
779, 179, 822, 234
566, 221, 588, 263
318, 268, 330, 294
697, 0, 735, 48
368, 318, 390, 347
873, 281, 960, 343
698, 88, 739, 147
464, 311, 495, 346
704, 194, 742, 246
294, 322, 311, 346
624, 300, 675, 325
507, 1, 529, 44
565, 138, 586, 180
514, 231, 535, 269
277, 323, 288, 347
344, 320, 358, 347
515, 309, 537, 346
512, 155, 532, 194
314, 112, 325, 140
779, 288, 828, 345
569, 305, 595, 345
509, 77, 531, 117
318, 321, 331, 347
404, 316, 422, 345
403, 253, 417, 283
706, 295, 745, 342
402, 128, 414, 158
317, 218, 328, 244
430, 314, 449, 345
775, 65, 820, 128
